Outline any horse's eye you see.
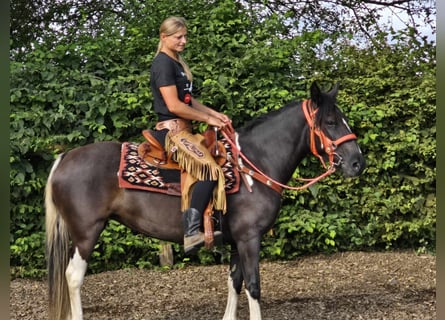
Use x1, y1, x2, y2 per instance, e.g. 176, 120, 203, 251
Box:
326, 120, 336, 126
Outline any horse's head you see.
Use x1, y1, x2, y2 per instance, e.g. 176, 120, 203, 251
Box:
307, 82, 365, 177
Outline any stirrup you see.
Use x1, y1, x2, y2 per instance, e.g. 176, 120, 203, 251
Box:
184, 232, 205, 255
184, 231, 223, 255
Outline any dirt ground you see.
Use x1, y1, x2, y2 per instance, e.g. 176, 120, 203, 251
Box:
10, 251, 435, 320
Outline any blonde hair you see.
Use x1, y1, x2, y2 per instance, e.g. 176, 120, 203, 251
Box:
156, 16, 193, 81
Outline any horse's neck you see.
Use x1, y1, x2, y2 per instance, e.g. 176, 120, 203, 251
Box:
238, 103, 309, 184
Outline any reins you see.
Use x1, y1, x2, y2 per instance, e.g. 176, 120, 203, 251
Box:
220, 99, 357, 193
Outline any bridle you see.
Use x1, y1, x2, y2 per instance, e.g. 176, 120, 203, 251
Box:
302, 99, 358, 170
220, 99, 358, 193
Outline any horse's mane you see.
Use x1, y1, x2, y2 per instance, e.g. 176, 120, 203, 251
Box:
237, 93, 343, 134
238, 101, 299, 134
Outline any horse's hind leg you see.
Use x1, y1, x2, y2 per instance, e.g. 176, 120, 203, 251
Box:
223, 246, 244, 320
65, 247, 88, 320
65, 222, 106, 320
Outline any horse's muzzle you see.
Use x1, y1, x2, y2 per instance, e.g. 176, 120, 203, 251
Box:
340, 154, 366, 177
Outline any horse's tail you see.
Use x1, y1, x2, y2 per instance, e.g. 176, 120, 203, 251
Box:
45, 155, 71, 320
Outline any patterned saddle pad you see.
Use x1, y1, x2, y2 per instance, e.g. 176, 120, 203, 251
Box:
118, 142, 240, 196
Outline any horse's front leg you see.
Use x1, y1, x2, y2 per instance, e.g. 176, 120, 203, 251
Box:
237, 238, 262, 320
223, 245, 243, 320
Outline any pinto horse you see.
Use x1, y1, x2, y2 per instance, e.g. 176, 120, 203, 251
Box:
45, 82, 365, 320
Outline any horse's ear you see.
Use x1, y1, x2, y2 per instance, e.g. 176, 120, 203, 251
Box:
328, 82, 340, 99
310, 82, 321, 104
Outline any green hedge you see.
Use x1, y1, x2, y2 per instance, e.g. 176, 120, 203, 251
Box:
10, 0, 435, 277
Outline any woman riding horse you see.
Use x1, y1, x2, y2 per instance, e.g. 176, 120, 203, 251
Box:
45, 81, 365, 320
150, 16, 231, 254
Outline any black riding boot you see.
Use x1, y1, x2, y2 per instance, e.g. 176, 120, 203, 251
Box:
183, 208, 223, 255
183, 208, 205, 255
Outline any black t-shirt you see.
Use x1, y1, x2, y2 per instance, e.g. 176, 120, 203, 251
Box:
150, 52, 193, 121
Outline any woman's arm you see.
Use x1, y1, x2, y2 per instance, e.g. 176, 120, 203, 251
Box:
159, 86, 230, 128
190, 98, 231, 124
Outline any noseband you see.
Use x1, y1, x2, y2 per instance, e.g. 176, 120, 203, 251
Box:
221, 99, 358, 193
302, 99, 358, 169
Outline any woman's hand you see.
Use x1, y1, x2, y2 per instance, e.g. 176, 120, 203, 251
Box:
207, 112, 231, 129
215, 112, 231, 124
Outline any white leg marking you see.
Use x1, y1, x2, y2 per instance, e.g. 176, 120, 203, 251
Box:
65, 247, 88, 320
246, 289, 262, 320
222, 274, 239, 320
